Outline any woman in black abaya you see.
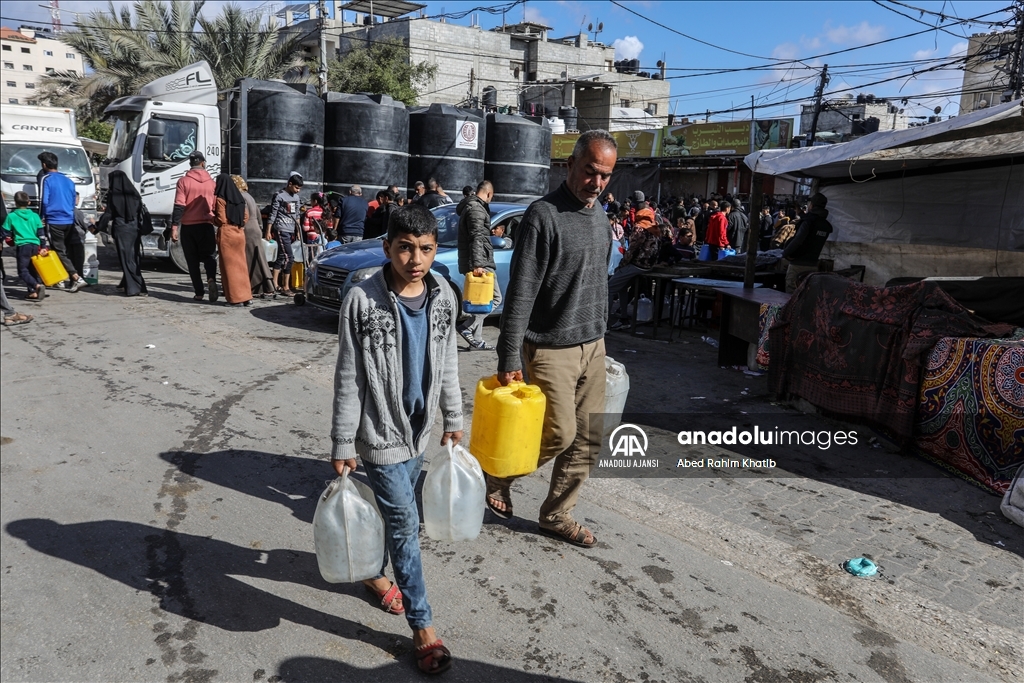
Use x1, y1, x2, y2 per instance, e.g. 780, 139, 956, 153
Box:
99, 171, 148, 296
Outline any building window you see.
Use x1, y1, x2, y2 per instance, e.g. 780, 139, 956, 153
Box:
647, 103, 657, 115
1, 45, 11, 51
23, 64, 32, 71
3, 62, 12, 69
25, 82, 35, 89
44, 49, 53, 56
620, 99, 630, 108
21, 47, 30, 53
8, 98, 18, 104
66, 53, 75, 59
45, 67, 54, 74
5, 80, 15, 87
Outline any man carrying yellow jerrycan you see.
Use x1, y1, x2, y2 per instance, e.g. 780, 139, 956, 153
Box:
482, 130, 619, 549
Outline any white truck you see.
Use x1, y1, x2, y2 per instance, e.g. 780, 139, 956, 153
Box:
1, 104, 97, 222
101, 62, 222, 271
101, 61, 323, 271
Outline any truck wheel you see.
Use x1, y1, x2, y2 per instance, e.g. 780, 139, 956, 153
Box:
168, 239, 189, 273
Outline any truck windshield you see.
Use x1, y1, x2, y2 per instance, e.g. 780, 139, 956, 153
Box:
108, 112, 143, 163
0, 143, 93, 183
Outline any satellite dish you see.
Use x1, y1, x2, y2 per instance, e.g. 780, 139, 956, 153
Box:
588, 23, 593, 31
933, 106, 942, 114
656, 60, 664, 68
598, 22, 603, 31
898, 108, 904, 114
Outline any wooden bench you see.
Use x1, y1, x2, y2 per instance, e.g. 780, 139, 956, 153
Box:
714, 287, 792, 366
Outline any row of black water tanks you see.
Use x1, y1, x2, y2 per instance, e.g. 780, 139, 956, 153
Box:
230, 81, 552, 205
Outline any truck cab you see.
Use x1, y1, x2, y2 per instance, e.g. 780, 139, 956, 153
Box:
102, 62, 220, 270
1, 104, 97, 222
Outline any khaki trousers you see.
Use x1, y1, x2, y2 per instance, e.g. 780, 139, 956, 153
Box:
785, 263, 817, 293
487, 338, 606, 526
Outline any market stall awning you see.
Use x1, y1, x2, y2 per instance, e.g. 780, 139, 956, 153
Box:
744, 99, 1024, 179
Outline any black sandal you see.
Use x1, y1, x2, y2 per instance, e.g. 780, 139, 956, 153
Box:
486, 495, 513, 520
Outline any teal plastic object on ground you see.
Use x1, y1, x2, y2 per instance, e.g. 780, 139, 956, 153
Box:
844, 557, 877, 577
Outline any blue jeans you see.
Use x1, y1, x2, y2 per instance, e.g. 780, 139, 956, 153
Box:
361, 454, 432, 630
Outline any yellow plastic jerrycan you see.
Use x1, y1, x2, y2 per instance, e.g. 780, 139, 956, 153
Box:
31, 249, 69, 287
291, 262, 305, 290
462, 271, 494, 314
469, 375, 546, 478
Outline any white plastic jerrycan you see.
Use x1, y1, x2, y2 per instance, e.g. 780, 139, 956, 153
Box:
636, 295, 654, 322
423, 441, 486, 542
604, 356, 631, 435
312, 468, 385, 583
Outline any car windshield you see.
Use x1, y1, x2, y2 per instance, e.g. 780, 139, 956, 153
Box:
0, 143, 93, 183
431, 204, 503, 247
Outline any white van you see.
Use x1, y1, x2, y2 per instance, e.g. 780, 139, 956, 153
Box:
1, 104, 97, 221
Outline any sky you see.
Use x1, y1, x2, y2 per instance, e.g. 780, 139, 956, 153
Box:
2, 0, 1017, 121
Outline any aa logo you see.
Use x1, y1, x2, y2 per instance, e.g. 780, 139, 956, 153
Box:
609, 423, 648, 457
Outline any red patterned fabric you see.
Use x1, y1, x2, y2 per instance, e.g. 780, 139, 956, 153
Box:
768, 274, 1015, 440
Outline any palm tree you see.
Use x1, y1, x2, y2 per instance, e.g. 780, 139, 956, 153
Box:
35, 0, 305, 122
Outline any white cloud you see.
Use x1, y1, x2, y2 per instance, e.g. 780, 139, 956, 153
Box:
913, 48, 939, 60
824, 21, 886, 45
523, 4, 552, 27
948, 41, 969, 57
612, 35, 644, 61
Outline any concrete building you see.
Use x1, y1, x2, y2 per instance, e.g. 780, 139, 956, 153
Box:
799, 95, 908, 141
958, 30, 1017, 113
1, 26, 83, 105
279, 1, 669, 129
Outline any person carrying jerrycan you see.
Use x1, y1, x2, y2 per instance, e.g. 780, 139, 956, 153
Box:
330, 203, 464, 676
490, 130, 618, 549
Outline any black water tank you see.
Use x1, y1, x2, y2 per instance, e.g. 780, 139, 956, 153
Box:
407, 104, 486, 193
481, 86, 498, 109
323, 92, 408, 196
229, 79, 324, 205
558, 106, 578, 132
484, 113, 551, 203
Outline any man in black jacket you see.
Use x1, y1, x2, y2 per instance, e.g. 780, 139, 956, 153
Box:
362, 188, 396, 239
456, 180, 499, 350
725, 200, 749, 252
782, 193, 833, 292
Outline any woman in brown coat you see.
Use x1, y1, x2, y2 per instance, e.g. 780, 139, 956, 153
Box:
231, 175, 275, 298
213, 174, 252, 306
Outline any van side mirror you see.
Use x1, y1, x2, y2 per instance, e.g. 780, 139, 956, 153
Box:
490, 236, 512, 249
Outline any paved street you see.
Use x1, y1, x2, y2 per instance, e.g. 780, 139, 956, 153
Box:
1, 248, 1021, 683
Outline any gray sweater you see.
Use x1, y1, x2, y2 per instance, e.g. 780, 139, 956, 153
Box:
331, 267, 464, 464
496, 182, 612, 373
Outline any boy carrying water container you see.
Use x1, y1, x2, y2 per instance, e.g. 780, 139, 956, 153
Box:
330, 203, 463, 675
1, 191, 48, 301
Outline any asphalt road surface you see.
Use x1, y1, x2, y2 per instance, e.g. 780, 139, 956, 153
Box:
2, 253, 1019, 683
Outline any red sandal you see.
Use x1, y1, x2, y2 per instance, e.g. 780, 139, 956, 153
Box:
365, 581, 405, 615
415, 639, 452, 675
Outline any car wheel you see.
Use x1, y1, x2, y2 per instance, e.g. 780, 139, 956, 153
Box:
294, 292, 306, 306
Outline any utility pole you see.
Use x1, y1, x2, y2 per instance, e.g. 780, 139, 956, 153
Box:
1007, 0, 1024, 101
808, 64, 829, 145
318, 0, 328, 96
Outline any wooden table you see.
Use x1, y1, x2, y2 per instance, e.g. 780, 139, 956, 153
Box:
672, 277, 763, 331
713, 287, 792, 366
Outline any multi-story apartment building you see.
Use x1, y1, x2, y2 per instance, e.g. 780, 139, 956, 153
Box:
1, 26, 84, 105
958, 30, 1017, 113
279, 1, 670, 131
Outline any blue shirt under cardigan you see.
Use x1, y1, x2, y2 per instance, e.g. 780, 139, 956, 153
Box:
396, 292, 430, 438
